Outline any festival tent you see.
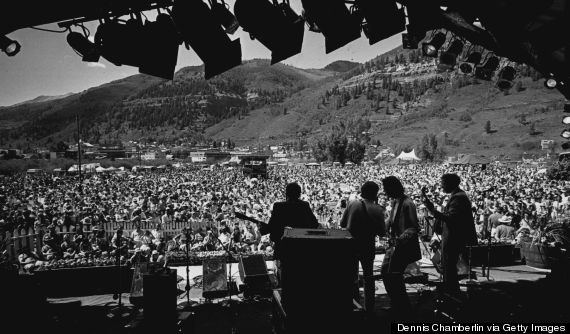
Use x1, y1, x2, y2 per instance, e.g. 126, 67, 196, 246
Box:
454, 154, 490, 165
106, 166, 118, 172
95, 166, 106, 173
395, 149, 421, 161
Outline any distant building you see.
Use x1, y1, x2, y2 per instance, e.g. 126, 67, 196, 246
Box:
98, 146, 126, 158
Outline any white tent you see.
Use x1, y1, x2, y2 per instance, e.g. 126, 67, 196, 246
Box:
95, 166, 106, 173
395, 149, 421, 161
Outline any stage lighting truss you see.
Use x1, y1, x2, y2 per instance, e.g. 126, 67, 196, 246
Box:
438, 38, 464, 72
173, 0, 242, 79
234, 0, 304, 64
421, 31, 446, 58
67, 28, 100, 63
301, 0, 361, 54
474, 54, 500, 81
1, 35, 21, 56
355, 1, 405, 46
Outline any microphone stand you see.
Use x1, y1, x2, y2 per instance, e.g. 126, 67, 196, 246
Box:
107, 231, 132, 320
214, 232, 238, 334
481, 190, 493, 281
178, 229, 197, 310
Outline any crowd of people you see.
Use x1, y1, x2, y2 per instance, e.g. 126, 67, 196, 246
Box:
1, 162, 568, 271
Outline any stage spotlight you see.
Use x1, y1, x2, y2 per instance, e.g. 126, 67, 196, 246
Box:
474, 56, 500, 81
173, 0, 242, 79
212, 1, 240, 35
67, 31, 100, 62
1, 35, 21, 56
544, 74, 557, 89
138, 13, 180, 80
421, 32, 446, 58
496, 66, 516, 91
356, 0, 405, 45
561, 129, 570, 139
234, 0, 304, 64
301, 0, 362, 54
458, 52, 482, 74
563, 116, 570, 125
95, 18, 145, 68
438, 40, 464, 71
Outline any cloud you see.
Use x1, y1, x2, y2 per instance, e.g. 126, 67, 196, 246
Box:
87, 62, 107, 69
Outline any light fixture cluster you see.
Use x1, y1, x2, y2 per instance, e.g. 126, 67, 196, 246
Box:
405, 28, 518, 91
59, 0, 408, 80
65, 0, 240, 80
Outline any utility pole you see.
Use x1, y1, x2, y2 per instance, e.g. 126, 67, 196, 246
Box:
76, 114, 82, 193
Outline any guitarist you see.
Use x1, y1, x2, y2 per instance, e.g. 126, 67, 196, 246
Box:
422, 173, 478, 296
236, 182, 319, 281
381, 176, 421, 318
266, 182, 319, 258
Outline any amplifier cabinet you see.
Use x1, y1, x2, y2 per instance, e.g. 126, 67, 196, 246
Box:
279, 228, 356, 320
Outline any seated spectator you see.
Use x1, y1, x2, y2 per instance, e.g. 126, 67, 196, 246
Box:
493, 216, 516, 241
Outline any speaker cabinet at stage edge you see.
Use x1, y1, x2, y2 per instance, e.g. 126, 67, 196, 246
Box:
238, 253, 270, 286
143, 268, 177, 324
279, 228, 356, 319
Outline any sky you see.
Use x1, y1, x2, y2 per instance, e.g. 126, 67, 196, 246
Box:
0, 0, 401, 107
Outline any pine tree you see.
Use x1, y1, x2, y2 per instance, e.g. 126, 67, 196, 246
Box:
485, 120, 492, 133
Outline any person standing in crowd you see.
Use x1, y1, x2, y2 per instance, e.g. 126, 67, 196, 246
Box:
265, 182, 319, 278
340, 181, 385, 314
423, 173, 478, 295
381, 176, 421, 317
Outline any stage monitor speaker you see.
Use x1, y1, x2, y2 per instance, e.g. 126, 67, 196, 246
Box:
238, 253, 270, 287
143, 269, 177, 325
280, 228, 356, 320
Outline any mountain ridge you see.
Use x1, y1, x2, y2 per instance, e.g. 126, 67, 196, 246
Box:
0, 46, 566, 159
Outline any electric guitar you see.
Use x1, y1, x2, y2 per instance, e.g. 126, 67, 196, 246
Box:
234, 211, 270, 235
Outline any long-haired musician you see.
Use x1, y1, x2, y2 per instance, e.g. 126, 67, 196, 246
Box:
381, 176, 421, 318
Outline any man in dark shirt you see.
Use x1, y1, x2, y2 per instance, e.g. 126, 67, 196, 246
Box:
423, 173, 477, 295
266, 182, 319, 259
340, 181, 385, 314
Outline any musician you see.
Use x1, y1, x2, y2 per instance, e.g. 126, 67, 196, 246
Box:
422, 173, 477, 295
266, 182, 319, 260
340, 181, 385, 314
381, 176, 421, 317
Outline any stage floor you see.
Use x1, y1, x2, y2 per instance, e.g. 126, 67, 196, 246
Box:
45, 255, 569, 333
